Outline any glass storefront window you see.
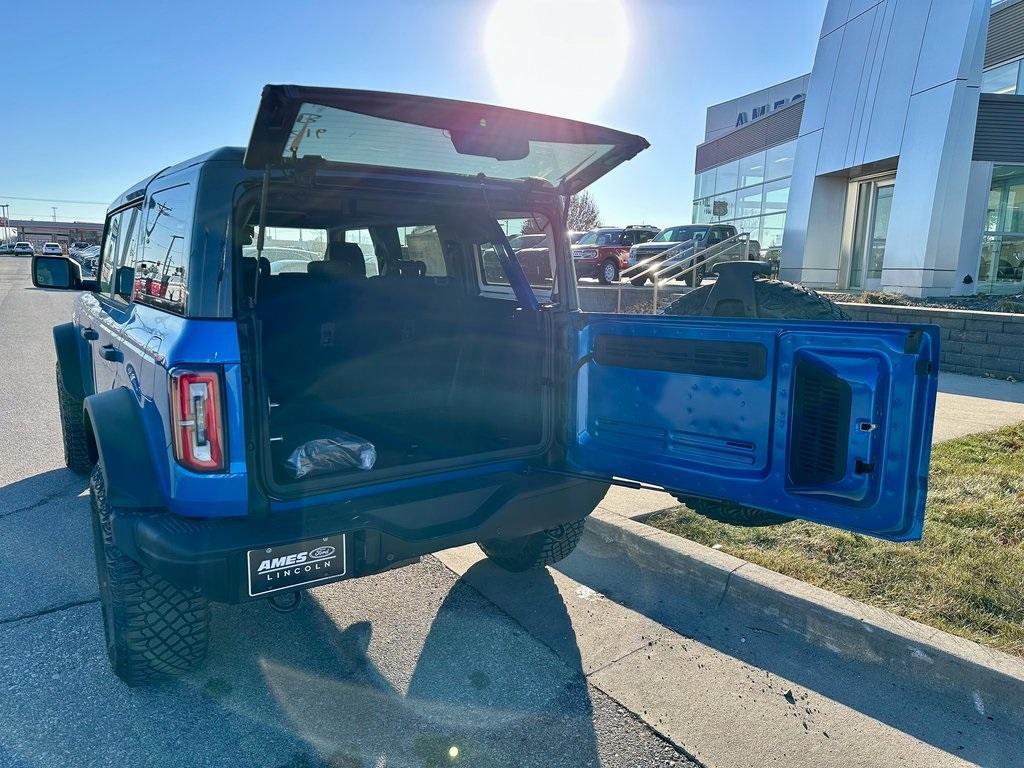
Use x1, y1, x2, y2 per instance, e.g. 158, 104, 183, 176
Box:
979, 235, 1024, 286
979, 165, 1024, 293
981, 60, 1022, 95
738, 151, 766, 188
735, 186, 763, 219
760, 213, 786, 249
734, 217, 761, 242
765, 140, 796, 181
987, 165, 1024, 233
709, 190, 736, 220
693, 197, 713, 225
714, 160, 739, 194
763, 178, 789, 214
695, 169, 717, 199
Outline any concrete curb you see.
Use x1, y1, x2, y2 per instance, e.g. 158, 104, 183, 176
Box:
583, 507, 1024, 728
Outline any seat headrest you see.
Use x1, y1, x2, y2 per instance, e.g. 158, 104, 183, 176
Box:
309, 242, 366, 280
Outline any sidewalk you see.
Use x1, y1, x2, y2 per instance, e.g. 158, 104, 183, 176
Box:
599, 371, 1024, 522
436, 515, 1023, 768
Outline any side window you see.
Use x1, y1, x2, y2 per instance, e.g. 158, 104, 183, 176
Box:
98, 211, 123, 293
478, 216, 553, 291
343, 229, 379, 277
136, 184, 193, 314
98, 205, 141, 297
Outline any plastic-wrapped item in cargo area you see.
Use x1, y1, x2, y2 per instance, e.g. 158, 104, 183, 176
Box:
283, 425, 376, 480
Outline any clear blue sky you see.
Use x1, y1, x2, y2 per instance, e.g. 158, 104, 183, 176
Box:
2, 0, 825, 229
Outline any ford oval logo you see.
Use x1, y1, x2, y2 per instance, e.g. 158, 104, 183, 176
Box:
309, 546, 335, 559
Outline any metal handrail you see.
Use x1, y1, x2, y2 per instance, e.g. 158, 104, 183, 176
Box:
651, 232, 750, 311
613, 232, 752, 313
616, 238, 696, 312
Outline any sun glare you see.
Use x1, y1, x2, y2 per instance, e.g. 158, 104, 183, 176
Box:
484, 0, 629, 119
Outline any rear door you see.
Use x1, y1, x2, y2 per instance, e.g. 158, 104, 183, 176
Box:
243, 85, 649, 195
87, 204, 142, 391
564, 314, 939, 541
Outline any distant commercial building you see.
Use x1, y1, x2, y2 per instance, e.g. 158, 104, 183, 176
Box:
5, 219, 103, 251
693, 0, 1024, 296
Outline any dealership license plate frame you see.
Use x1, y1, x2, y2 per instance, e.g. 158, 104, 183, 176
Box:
246, 534, 348, 597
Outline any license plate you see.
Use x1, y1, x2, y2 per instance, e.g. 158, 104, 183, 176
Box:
246, 534, 347, 597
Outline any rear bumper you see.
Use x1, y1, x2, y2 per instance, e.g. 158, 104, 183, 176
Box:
110, 471, 607, 603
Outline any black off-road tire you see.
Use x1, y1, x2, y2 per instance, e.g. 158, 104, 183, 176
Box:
90, 466, 210, 685
663, 277, 849, 320
479, 519, 586, 572
664, 278, 848, 527
56, 361, 92, 474
598, 259, 619, 285
630, 275, 648, 287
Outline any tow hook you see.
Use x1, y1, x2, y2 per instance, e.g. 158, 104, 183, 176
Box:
267, 591, 303, 613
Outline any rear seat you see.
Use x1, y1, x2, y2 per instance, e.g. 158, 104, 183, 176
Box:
258, 247, 464, 420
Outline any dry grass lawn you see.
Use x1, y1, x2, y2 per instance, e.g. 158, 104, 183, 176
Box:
646, 422, 1024, 656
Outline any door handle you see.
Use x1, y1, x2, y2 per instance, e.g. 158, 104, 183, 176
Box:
80, 327, 98, 341
99, 344, 120, 362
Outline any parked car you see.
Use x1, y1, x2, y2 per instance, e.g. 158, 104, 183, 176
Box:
33, 84, 938, 686
69, 242, 94, 261
77, 244, 101, 275
41, 242, 64, 256
13, 242, 34, 256
627, 224, 759, 286
0, 243, 13, 254
572, 225, 660, 284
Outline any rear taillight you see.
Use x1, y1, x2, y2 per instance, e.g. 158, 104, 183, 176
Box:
170, 369, 225, 472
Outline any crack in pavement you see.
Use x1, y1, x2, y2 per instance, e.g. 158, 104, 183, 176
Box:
0, 597, 99, 626
0, 478, 86, 520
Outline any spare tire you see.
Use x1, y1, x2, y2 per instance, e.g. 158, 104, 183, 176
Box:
663, 278, 848, 527
663, 278, 849, 320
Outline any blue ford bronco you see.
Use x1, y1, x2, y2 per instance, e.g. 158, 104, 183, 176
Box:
33, 85, 939, 686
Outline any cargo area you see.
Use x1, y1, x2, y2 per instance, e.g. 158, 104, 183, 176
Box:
236, 194, 550, 489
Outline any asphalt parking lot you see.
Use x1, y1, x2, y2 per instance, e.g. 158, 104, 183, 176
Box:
0, 256, 689, 768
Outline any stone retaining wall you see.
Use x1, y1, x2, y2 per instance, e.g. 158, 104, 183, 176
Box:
838, 303, 1024, 380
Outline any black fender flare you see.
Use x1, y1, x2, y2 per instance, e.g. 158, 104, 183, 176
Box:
53, 322, 91, 400
84, 387, 164, 508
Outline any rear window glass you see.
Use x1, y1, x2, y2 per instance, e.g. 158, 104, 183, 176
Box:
285, 103, 615, 188
244, 228, 328, 274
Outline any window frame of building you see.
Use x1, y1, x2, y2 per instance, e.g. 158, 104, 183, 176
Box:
981, 58, 1023, 95
979, 164, 1024, 294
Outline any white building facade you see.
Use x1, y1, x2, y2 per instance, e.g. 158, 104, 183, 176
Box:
692, 0, 1024, 297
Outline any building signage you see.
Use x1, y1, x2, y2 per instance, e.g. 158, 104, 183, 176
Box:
735, 92, 805, 128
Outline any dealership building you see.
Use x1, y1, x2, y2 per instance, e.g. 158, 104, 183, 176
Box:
693, 0, 1024, 296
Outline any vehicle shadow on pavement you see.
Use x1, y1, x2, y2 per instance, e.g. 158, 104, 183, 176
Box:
557, 531, 1018, 768
194, 559, 600, 768
0, 468, 87, 519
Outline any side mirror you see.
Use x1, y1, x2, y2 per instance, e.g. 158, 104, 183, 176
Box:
115, 265, 135, 299
32, 255, 77, 290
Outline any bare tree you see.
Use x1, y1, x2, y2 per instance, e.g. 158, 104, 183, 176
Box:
566, 190, 601, 232
520, 190, 602, 235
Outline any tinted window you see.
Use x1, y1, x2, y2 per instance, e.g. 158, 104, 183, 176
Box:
98, 206, 141, 295
135, 184, 192, 314
98, 212, 123, 293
